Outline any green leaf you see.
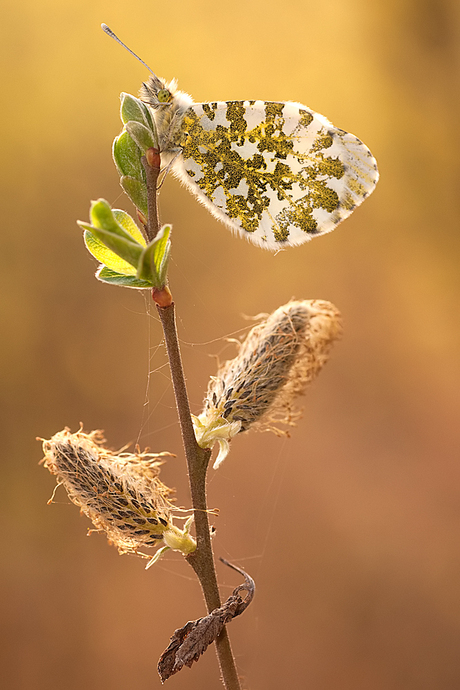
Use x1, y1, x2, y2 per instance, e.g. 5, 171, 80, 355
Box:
120, 93, 150, 126
78, 222, 143, 269
136, 225, 171, 287
125, 121, 156, 152
153, 224, 172, 285
137, 244, 160, 285
158, 239, 171, 285
96, 266, 153, 289
83, 211, 146, 274
89, 199, 136, 243
113, 130, 144, 180
139, 100, 155, 133
84, 231, 137, 275
112, 209, 146, 245
120, 176, 148, 216
119, 93, 158, 144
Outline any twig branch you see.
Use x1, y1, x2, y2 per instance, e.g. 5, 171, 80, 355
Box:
145, 147, 241, 689
141, 149, 161, 242
157, 305, 242, 690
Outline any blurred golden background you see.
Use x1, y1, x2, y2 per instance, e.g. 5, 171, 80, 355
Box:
1, 0, 460, 688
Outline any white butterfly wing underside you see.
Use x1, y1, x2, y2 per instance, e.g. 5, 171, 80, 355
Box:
170, 100, 378, 249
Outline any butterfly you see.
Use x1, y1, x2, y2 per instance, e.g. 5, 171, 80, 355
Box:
104, 25, 379, 250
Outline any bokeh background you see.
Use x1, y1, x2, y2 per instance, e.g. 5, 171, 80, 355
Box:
2, 0, 460, 688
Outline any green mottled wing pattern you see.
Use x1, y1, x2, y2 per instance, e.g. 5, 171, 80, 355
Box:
172, 100, 378, 249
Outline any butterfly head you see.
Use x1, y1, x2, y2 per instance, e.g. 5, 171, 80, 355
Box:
140, 76, 179, 108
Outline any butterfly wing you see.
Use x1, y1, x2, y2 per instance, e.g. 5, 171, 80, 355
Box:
172, 100, 378, 249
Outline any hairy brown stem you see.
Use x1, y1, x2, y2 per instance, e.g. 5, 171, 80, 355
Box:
144, 144, 241, 689
157, 305, 242, 690
141, 150, 161, 242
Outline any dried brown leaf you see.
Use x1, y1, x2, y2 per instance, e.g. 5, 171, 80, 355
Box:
158, 559, 255, 682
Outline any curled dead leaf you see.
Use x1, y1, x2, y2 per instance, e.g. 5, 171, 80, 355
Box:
158, 559, 255, 682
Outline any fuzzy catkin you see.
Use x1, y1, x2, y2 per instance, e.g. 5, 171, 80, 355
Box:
202, 300, 342, 434
42, 429, 177, 558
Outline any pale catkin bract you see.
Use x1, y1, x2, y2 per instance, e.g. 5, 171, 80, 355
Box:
193, 300, 342, 467
41, 429, 196, 562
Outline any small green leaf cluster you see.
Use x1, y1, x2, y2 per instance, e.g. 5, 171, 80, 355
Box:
113, 93, 158, 216
78, 94, 171, 290
78, 200, 171, 289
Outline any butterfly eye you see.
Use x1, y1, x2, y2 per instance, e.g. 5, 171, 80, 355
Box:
157, 88, 172, 103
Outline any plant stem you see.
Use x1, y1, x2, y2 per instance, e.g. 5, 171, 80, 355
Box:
141, 150, 161, 242
157, 304, 242, 690
144, 145, 241, 689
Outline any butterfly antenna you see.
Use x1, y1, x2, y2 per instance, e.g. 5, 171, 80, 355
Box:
101, 24, 158, 78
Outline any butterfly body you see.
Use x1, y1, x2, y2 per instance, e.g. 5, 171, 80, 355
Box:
140, 75, 378, 249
